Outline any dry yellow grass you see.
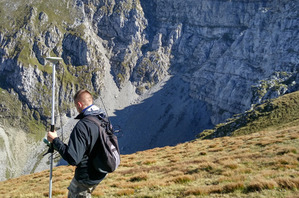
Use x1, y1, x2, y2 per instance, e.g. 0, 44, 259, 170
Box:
0, 126, 298, 197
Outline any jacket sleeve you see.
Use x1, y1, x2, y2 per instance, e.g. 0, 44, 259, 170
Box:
53, 121, 88, 166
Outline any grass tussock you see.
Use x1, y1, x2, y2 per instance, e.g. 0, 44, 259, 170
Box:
129, 172, 148, 182
171, 175, 194, 184
245, 179, 277, 192
116, 189, 135, 196
0, 92, 299, 197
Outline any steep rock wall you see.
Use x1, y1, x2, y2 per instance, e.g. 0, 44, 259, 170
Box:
137, 0, 299, 124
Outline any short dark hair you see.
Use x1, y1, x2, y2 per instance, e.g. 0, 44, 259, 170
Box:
74, 89, 92, 102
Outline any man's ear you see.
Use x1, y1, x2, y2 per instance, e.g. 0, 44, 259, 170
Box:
77, 101, 83, 108
75, 101, 83, 109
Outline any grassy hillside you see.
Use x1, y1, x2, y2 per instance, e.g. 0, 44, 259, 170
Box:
0, 92, 299, 197
199, 91, 299, 139
0, 129, 298, 197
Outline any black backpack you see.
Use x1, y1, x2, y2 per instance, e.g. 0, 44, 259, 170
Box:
85, 115, 120, 173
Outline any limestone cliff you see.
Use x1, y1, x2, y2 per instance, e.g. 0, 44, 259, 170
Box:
0, 0, 298, 181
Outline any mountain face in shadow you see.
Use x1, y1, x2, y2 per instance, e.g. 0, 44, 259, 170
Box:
111, 75, 213, 154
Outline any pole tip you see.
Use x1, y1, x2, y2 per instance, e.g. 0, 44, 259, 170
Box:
46, 57, 63, 63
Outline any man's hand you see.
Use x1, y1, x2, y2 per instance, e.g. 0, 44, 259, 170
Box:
47, 131, 58, 143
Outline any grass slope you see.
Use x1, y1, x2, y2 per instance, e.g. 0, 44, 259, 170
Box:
0, 126, 298, 197
0, 92, 299, 198
199, 91, 299, 139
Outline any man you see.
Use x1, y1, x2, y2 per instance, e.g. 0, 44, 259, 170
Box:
47, 89, 107, 198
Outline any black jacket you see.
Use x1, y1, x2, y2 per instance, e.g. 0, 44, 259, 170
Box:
53, 106, 107, 185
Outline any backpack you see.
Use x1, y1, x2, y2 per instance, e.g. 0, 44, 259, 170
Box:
85, 115, 120, 173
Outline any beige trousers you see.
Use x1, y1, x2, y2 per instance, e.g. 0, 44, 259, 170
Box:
67, 177, 98, 198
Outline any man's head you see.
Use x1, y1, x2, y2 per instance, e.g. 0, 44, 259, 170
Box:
74, 89, 93, 113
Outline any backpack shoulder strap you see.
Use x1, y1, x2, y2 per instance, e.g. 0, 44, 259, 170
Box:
84, 115, 101, 126
84, 115, 113, 134
85, 114, 109, 123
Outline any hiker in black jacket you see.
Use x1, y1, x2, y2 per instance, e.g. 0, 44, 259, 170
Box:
47, 89, 107, 198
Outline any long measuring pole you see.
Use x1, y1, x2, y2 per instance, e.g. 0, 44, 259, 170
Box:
49, 61, 55, 198
46, 57, 62, 198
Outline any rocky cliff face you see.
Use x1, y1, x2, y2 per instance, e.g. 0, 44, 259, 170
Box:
0, 0, 298, 181
142, 0, 299, 124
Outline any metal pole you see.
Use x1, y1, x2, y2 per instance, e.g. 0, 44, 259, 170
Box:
49, 62, 55, 198
46, 57, 62, 198
51, 62, 56, 132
